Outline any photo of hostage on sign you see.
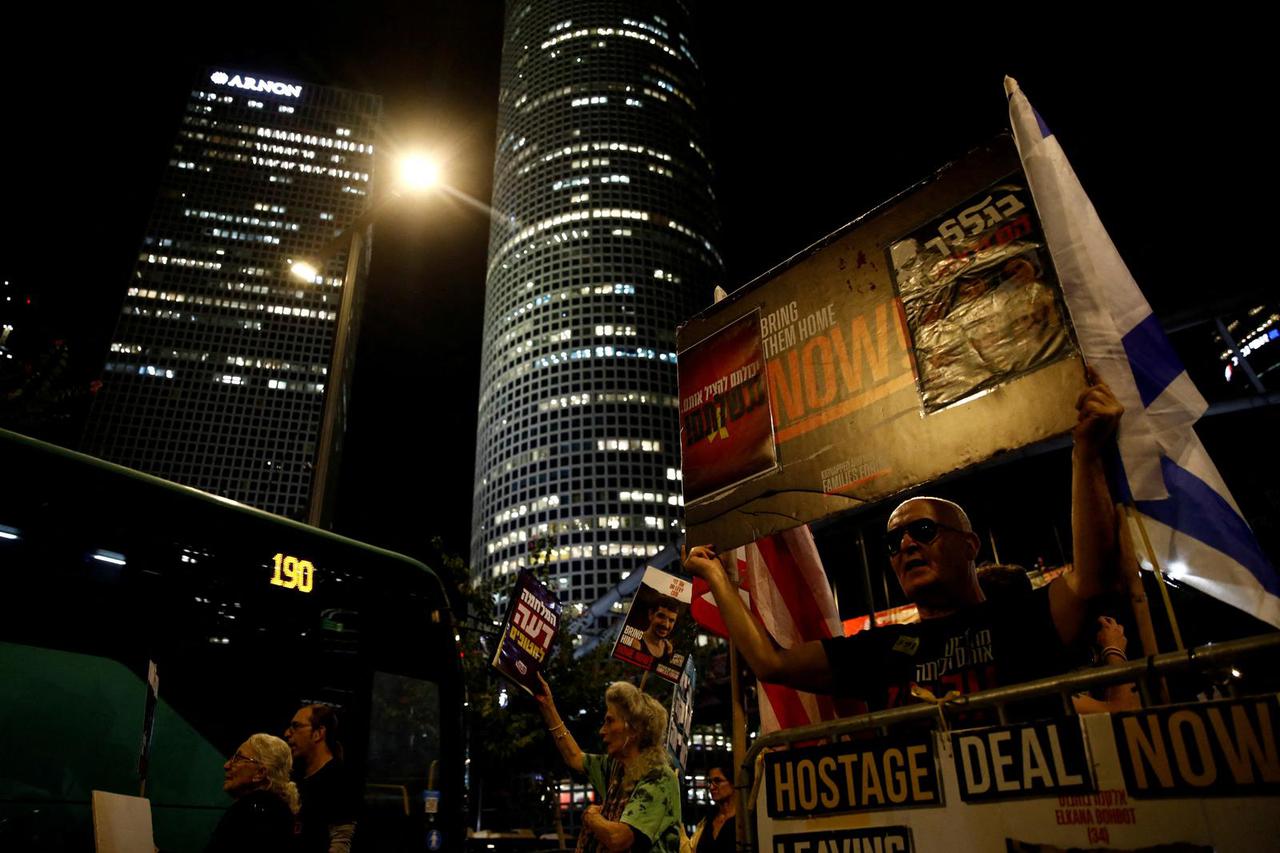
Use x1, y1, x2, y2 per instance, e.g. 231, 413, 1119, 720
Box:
679, 309, 778, 504
888, 176, 1072, 412
612, 566, 692, 684
490, 570, 561, 696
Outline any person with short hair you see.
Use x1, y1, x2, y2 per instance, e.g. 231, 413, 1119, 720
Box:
285, 704, 359, 853
976, 562, 1035, 602
534, 674, 681, 852
627, 595, 679, 663
206, 733, 298, 852
683, 369, 1124, 712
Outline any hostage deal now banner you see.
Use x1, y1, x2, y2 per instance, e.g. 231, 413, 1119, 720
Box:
677, 137, 1085, 550
757, 696, 1280, 852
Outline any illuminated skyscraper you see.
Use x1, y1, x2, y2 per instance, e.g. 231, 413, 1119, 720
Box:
473, 2, 722, 607
83, 68, 381, 523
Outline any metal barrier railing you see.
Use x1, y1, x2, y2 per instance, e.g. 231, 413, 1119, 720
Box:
739, 632, 1280, 850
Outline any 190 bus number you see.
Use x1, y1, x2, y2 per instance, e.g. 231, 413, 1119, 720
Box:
271, 553, 315, 593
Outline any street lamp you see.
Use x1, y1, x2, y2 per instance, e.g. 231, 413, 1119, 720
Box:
292, 153, 443, 528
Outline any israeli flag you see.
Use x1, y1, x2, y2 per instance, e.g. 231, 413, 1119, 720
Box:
1006, 77, 1279, 627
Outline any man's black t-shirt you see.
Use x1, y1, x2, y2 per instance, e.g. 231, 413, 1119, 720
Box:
821, 587, 1070, 719
296, 759, 360, 853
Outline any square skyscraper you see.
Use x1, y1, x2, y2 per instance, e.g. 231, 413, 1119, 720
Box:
83, 68, 381, 523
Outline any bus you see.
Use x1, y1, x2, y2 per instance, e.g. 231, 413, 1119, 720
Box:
0, 428, 464, 851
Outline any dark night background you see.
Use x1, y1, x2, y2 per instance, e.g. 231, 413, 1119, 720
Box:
3, 6, 1273, 583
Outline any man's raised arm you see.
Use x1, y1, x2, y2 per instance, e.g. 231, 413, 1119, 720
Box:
1050, 366, 1124, 645
682, 545, 834, 692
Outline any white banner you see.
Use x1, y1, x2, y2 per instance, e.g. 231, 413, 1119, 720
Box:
757, 697, 1280, 852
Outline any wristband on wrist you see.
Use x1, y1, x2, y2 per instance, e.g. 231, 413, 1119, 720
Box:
1101, 645, 1126, 661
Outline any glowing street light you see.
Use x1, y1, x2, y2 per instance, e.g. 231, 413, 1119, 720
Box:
399, 154, 441, 192
289, 153, 443, 284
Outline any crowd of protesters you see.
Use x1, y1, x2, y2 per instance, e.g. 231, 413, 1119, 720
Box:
197, 371, 1173, 850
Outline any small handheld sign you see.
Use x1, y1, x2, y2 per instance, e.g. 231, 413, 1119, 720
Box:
612, 566, 693, 684
491, 570, 561, 695
665, 659, 697, 771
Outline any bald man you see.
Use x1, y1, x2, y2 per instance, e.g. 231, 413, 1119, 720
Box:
683, 370, 1123, 711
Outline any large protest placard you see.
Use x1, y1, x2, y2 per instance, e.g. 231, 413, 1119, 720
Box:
678, 137, 1086, 550
491, 570, 560, 695
611, 566, 692, 684
755, 696, 1280, 852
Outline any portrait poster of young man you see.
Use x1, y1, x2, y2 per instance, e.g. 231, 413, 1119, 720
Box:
612, 566, 692, 683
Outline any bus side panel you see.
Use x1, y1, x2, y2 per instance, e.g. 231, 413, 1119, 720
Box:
0, 641, 145, 848
0, 641, 230, 852
149, 693, 231, 852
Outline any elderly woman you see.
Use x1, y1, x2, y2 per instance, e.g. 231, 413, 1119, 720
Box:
535, 674, 681, 852
206, 733, 299, 852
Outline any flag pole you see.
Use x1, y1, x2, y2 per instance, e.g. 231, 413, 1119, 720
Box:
1116, 505, 1160, 657
856, 527, 878, 629
708, 282, 749, 846
718, 548, 749, 851
728, 638, 748, 850
706, 281, 749, 846
1126, 501, 1186, 651
1116, 505, 1170, 704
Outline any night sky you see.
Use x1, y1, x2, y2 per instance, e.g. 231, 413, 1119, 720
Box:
6, 7, 1268, 567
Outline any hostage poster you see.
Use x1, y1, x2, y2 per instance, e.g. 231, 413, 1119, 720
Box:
491, 570, 560, 695
679, 309, 779, 504
887, 175, 1071, 411
612, 566, 692, 684
665, 659, 696, 772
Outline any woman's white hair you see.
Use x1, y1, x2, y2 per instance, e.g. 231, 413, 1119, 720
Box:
605, 681, 670, 784
245, 733, 300, 814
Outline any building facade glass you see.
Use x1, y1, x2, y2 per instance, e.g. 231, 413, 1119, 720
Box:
83, 68, 381, 522
473, 1, 722, 608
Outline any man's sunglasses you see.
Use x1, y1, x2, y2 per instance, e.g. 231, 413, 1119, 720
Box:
885, 518, 964, 556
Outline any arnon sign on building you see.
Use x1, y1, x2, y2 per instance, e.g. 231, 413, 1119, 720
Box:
209, 70, 304, 98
